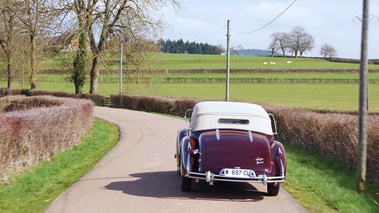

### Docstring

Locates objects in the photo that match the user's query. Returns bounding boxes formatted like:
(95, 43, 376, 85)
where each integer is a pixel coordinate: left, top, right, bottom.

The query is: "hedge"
(0, 96, 94, 183)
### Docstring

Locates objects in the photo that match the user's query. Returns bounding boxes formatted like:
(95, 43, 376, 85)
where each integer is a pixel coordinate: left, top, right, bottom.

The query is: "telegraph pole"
(356, 0, 369, 193)
(119, 41, 123, 94)
(354, 13, 378, 111)
(225, 20, 231, 101)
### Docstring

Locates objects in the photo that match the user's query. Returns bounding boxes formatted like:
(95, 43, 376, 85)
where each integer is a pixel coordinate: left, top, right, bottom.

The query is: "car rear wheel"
(267, 182, 280, 196)
(181, 176, 192, 192)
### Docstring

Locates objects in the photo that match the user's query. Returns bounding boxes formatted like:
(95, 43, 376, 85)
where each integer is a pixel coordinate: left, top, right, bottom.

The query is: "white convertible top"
(189, 101, 273, 135)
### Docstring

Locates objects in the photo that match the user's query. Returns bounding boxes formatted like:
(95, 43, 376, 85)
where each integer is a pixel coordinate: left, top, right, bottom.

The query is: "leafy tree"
(320, 43, 337, 58)
(158, 39, 223, 55)
(70, 31, 87, 94)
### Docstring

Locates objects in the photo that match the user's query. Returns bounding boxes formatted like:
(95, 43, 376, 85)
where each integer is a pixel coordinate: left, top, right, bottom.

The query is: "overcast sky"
(160, 0, 379, 59)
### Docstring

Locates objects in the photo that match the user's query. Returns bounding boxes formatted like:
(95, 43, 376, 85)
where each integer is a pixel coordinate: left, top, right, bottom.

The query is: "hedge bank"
(0, 88, 105, 106)
(0, 96, 94, 183)
(110, 94, 379, 177)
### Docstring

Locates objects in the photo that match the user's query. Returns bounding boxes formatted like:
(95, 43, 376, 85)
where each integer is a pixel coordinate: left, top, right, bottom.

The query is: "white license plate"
(219, 168, 256, 178)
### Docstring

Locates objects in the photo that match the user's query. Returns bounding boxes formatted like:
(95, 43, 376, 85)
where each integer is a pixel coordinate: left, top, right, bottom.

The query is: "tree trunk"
(6, 55, 12, 89)
(7, 63, 12, 89)
(89, 55, 99, 94)
(29, 34, 37, 90)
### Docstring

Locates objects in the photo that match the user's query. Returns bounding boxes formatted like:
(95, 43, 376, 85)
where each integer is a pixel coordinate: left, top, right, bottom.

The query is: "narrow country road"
(45, 107, 307, 213)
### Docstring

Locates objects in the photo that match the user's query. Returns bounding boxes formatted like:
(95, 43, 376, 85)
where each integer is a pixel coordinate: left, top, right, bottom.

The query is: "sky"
(160, 0, 379, 59)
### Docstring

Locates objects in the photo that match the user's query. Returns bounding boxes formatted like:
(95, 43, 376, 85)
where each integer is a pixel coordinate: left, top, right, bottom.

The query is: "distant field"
(2, 53, 379, 112)
(153, 54, 379, 70)
(27, 53, 379, 70)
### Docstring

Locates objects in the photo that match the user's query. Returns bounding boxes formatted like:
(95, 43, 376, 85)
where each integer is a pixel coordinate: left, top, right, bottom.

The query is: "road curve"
(45, 107, 307, 213)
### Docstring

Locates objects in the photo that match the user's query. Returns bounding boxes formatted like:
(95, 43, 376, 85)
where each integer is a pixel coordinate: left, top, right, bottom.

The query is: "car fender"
(180, 136, 191, 176)
(176, 128, 187, 165)
(271, 141, 286, 177)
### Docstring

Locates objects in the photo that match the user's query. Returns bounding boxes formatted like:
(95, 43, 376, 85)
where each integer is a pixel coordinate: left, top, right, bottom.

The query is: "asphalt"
(44, 107, 308, 213)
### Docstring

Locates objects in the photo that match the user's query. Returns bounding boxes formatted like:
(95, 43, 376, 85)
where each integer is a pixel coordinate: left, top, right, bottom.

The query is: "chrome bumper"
(186, 171, 285, 185)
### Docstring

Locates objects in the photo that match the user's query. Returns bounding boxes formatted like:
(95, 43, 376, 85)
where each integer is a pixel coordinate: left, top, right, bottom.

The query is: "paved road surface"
(45, 107, 307, 213)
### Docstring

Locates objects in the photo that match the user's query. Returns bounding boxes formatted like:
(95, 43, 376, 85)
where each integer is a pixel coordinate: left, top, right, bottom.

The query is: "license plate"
(219, 168, 256, 178)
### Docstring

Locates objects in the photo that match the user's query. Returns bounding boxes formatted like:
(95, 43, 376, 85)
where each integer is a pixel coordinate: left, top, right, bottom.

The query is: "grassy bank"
(0, 118, 119, 213)
(283, 142, 379, 212)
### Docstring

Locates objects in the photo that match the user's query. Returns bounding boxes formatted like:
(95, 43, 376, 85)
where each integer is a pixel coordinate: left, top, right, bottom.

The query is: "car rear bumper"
(186, 170, 285, 185)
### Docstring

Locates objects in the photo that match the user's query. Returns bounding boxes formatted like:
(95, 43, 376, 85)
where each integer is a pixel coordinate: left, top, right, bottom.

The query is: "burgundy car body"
(175, 101, 286, 196)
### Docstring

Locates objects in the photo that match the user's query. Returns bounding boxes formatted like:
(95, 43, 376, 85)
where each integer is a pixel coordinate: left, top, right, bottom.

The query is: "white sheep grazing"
(263, 62, 268, 65)
(287, 61, 292, 64)
(270, 62, 276, 65)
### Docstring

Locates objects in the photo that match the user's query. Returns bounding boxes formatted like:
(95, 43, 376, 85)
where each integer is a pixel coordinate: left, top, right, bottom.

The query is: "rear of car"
(176, 101, 286, 196)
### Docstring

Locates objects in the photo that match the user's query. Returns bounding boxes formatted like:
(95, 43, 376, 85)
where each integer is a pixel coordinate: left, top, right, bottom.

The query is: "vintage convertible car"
(175, 101, 286, 196)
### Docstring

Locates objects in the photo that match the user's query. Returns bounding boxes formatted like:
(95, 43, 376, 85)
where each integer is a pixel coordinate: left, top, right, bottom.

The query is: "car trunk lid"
(198, 129, 272, 175)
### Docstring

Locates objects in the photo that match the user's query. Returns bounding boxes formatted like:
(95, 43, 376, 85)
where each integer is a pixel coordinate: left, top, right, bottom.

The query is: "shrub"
(0, 96, 94, 183)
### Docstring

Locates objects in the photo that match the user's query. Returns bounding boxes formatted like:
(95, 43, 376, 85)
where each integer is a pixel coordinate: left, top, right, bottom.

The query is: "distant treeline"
(157, 39, 224, 55)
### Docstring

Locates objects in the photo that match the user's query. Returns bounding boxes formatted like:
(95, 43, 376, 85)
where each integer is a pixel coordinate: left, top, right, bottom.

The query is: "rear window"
(218, 118, 249, 124)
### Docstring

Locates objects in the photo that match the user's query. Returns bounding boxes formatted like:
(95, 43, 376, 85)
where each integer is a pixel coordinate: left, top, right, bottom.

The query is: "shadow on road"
(104, 170, 265, 202)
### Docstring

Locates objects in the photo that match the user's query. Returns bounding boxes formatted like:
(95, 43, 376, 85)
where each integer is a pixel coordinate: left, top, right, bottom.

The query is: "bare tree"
(287, 26, 314, 57)
(0, 0, 20, 89)
(231, 44, 243, 55)
(319, 43, 337, 58)
(268, 32, 288, 57)
(124, 37, 159, 84)
(69, 0, 181, 94)
(17, 0, 56, 90)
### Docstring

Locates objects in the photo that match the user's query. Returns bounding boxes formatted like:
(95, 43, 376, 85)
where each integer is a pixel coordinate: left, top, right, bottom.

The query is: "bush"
(0, 96, 94, 183)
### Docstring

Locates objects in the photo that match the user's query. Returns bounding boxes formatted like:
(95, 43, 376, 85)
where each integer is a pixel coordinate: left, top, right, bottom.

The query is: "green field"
(2, 54, 379, 112)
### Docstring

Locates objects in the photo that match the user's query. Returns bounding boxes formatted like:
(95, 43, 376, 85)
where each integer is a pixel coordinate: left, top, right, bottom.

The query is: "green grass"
(0, 118, 119, 213)
(283, 142, 379, 212)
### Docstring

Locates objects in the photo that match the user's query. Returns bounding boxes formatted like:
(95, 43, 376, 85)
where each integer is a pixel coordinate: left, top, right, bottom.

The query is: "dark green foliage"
(71, 32, 87, 94)
(158, 39, 224, 55)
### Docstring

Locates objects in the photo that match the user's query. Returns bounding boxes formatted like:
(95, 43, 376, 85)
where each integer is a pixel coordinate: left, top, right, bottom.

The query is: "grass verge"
(0, 118, 119, 213)
(283, 142, 379, 212)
